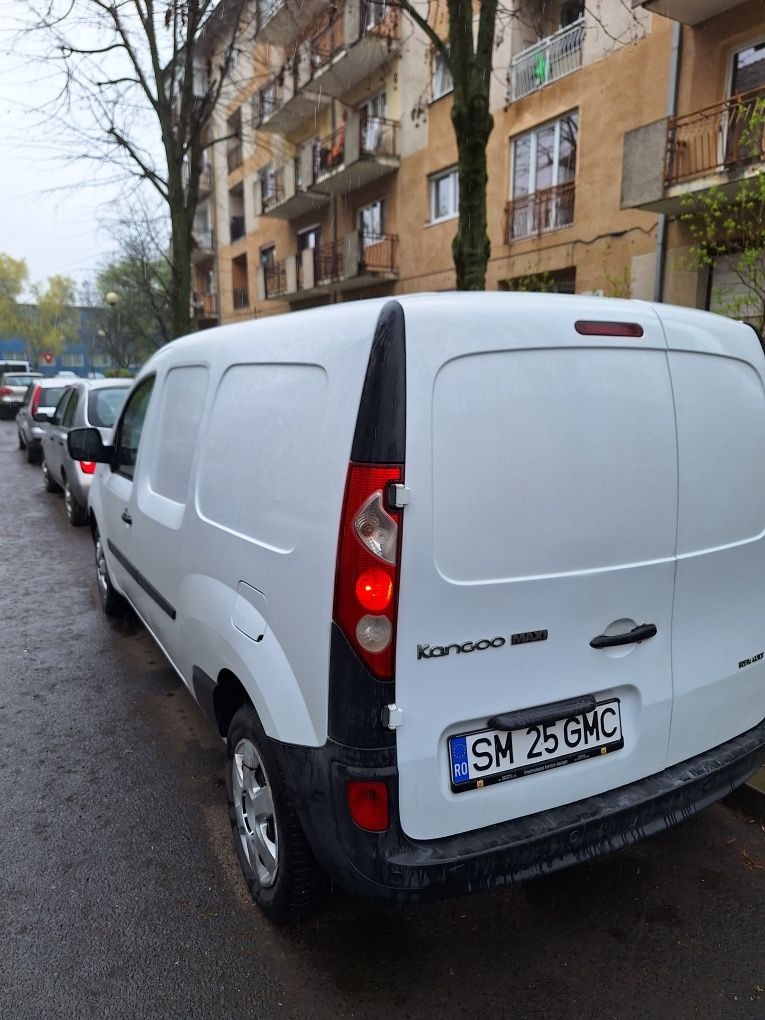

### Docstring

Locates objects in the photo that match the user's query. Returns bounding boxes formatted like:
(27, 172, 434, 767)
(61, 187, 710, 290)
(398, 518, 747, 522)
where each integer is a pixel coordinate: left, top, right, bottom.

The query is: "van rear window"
(431, 349, 678, 581)
(197, 363, 327, 551)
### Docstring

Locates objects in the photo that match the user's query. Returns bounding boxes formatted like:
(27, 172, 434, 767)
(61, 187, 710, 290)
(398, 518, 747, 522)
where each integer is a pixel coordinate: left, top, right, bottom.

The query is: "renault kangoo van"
(69, 294, 765, 922)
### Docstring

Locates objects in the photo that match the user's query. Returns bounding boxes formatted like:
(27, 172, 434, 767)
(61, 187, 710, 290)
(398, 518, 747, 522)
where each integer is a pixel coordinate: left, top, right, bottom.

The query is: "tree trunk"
(452, 105, 493, 290)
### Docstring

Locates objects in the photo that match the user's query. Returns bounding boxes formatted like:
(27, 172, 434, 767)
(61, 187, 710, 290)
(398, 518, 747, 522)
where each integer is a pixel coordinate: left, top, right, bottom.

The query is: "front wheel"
(64, 479, 87, 526)
(226, 705, 327, 924)
(94, 526, 126, 616)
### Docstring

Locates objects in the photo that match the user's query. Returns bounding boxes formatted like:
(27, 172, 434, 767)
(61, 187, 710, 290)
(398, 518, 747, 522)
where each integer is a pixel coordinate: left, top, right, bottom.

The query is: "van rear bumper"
(276, 717, 765, 903)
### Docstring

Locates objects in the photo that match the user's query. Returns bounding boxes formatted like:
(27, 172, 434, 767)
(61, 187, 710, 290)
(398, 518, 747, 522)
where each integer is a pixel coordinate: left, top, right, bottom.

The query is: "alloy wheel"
(232, 738, 279, 887)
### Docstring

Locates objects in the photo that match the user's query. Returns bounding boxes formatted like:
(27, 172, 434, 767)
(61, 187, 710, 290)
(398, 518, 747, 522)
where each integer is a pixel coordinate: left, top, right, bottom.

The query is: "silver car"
(16, 378, 75, 463)
(0, 372, 42, 419)
(42, 379, 132, 525)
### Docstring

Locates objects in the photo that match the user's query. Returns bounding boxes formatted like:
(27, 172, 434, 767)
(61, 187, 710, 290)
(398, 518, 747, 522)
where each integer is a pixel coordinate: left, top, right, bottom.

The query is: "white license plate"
(448, 698, 623, 793)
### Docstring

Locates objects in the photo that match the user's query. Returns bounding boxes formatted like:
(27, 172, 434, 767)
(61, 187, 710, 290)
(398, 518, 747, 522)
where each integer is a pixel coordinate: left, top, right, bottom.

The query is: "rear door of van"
(660, 307, 765, 765)
(395, 297, 678, 842)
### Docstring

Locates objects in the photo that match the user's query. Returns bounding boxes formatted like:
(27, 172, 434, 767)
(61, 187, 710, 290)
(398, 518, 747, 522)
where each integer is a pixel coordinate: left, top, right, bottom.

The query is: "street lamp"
(104, 291, 120, 374)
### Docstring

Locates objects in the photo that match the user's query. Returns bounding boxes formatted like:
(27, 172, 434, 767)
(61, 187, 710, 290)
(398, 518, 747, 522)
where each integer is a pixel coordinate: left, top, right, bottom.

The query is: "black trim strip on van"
(107, 539, 177, 620)
(350, 300, 406, 464)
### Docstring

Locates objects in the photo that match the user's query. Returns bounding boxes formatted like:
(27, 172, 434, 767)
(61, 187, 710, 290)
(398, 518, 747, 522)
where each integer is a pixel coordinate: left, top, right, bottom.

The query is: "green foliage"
(502, 264, 557, 292)
(678, 98, 765, 334)
(0, 254, 78, 365)
(94, 255, 172, 369)
(0, 254, 29, 338)
(599, 241, 632, 299)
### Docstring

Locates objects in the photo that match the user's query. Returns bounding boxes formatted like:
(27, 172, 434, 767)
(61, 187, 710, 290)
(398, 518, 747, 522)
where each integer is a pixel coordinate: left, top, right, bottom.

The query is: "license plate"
(448, 698, 623, 793)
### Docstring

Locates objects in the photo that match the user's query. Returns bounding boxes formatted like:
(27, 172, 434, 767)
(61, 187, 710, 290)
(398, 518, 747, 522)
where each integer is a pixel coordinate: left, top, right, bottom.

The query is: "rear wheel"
(42, 460, 61, 493)
(94, 526, 126, 616)
(64, 479, 87, 526)
(17, 431, 24, 450)
(226, 705, 327, 924)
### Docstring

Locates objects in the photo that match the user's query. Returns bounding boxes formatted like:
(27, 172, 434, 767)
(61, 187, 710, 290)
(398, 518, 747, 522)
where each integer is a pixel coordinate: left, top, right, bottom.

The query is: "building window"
(430, 167, 459, 223)
(61, 353, 85, 368)
(510, 111, 578, 240)
(500, 267, 576, 293)
(92, 354, 112, 368)
(431, 49, 453, 101)
(359, 199, 385, 244)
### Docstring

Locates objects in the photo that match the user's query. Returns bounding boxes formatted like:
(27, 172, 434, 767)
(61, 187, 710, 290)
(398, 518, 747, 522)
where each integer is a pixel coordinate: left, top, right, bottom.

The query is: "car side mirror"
(34, 411, 53, 423)
(68, 427, 113, 464)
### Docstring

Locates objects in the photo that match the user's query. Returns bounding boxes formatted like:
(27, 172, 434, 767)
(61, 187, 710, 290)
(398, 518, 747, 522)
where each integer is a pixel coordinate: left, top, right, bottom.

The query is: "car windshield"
(88, 387, 129, 428)
(4, 375, 35, 385)
(40, 386, 68, 407)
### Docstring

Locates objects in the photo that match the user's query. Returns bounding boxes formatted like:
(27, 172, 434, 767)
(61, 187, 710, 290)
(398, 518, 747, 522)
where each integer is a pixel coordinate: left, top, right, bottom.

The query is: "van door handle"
(590, 623, 657, 649)
(121, 510, 132, 526)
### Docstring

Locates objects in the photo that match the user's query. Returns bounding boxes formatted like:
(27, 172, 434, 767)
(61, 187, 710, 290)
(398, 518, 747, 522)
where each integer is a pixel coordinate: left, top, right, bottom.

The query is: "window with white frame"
(92, 353, 112, 368)
(431, 48, 453, 101)
(510, 111, 578, 240)
(430, 167, 459, 223)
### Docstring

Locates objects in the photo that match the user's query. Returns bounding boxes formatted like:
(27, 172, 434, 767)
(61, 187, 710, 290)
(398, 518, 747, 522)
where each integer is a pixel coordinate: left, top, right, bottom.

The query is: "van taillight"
(79, 461, 97, 474)
(334, 463, 403, 680)
(30, 386, 41, 416)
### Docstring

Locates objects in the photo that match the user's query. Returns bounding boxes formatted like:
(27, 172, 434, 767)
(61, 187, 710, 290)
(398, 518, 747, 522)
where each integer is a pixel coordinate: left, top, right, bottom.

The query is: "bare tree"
(24, 0, 259, 338)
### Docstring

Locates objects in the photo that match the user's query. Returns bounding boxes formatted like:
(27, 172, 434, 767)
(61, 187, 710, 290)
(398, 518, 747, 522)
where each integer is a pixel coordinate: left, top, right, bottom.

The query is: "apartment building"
(190, 0, 762, 327)
(622, 0, 765, 313)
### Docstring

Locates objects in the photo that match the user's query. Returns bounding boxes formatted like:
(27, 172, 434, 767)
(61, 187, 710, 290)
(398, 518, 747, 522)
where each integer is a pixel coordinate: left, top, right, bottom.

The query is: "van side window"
(149, 366, 209, 504)
(53, 389, 74, 426)
(114, 377, 156, 481)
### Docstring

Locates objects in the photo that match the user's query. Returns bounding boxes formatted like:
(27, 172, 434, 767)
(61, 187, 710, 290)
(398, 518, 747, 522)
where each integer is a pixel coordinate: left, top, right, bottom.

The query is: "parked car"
(16, 378, 74, 462)
(70, 294, 765, 924)
(0, 371, 42, 419)
(42, 379, 131, 525)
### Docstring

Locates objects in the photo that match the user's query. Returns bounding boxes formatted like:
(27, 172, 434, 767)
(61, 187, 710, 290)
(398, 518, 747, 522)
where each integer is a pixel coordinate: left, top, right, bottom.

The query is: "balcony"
(257, 0, 328, 46)
(192, 292, 219, 321)
(254, 154, 329, 220)
(311, 114, 400, 195)
(183, 161, 213, 195)
(631, 0, 749, 25)
(191, 227, 214, 263)
(621, 87, 765, 214)
(256, 231, 397, 302)
(506, 182, 576, 242)
(255, 1, 399, 135)
(509, 19, 584, 101)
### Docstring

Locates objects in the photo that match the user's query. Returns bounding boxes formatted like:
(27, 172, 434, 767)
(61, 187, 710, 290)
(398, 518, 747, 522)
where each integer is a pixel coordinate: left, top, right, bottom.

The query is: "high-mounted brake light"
(79, 461, 97, 475)
(334, 463, 403, 679)
(575, 320, 644, 337)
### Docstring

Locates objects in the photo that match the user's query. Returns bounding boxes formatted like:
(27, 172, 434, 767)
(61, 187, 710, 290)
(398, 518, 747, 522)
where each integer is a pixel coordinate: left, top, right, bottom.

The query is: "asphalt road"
(1, 419, 763, 1020)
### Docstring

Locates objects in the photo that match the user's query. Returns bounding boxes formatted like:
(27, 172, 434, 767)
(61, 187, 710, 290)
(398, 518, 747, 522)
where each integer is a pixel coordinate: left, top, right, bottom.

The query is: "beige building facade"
(189, 0, 764, 328)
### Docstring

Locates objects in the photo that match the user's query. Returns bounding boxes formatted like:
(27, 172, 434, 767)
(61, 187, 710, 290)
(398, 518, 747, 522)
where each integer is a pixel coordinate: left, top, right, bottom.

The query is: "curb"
(725, 778, 765, 822)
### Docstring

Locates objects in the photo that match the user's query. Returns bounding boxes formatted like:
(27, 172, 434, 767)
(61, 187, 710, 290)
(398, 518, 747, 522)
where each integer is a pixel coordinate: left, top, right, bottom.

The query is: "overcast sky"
(0, 0, 152, 299)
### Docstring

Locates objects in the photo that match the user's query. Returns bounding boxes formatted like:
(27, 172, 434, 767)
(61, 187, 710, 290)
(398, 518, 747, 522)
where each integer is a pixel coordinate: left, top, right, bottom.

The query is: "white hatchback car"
(69, 294, 765, 923)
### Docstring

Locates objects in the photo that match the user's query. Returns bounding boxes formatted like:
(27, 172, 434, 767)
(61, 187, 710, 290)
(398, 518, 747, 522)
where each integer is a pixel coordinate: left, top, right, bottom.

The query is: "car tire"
(64, 479, 87, 526)
(226, 704, 327, 924)
(94, 525, 126, 616)
(25, 442, 38, 464)
(18, 431, 25, 449)
(42, 460, 61, 493)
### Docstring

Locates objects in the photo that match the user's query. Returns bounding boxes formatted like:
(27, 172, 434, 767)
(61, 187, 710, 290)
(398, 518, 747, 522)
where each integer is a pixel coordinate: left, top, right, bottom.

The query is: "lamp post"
(105, 291, 119, 373)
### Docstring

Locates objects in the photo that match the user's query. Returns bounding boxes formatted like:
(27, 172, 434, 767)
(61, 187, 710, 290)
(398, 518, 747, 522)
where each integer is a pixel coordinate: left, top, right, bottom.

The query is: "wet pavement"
(0, 419, 763, 1019)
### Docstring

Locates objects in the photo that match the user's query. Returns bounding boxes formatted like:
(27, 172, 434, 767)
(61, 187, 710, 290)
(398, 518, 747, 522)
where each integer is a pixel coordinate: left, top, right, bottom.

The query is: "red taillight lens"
(0, 386, 12, 397)
(355, 568, 393, 611)
(79, 461, 97, 475)
(334, 463, 402, 679)
(346, 780, 389, 831)
(30, 386, 41, 417)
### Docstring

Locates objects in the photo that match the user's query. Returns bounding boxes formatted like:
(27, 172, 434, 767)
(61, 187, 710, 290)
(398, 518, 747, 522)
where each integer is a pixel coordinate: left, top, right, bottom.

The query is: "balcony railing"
(510, 18, 584, 101)
(665, 86, 765, 186)
(359, 232, 396, 271)
(192, 227, 214, 251)
(314, 240, 344, 285)
(233, 287, 249, 309)
(193, 292, 219, 318)
(310, 12, 347, 72)
(257, 78, 283, 123)
(227, 142, 243, 173)
(264, 260, 288, 298)
(313, 126, 346, 177)
(309, 1, 398, 75)
(507, 181, 576, 241)
(262, 166, 286, 211)
(230, 215, 246, 242)
(360, 115, 399, 157)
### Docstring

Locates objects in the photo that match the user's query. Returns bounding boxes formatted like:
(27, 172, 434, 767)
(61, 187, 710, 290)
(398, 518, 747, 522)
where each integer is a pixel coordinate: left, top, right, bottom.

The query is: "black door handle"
(590, 623, 657, 649)
(121, 509, 132, 526)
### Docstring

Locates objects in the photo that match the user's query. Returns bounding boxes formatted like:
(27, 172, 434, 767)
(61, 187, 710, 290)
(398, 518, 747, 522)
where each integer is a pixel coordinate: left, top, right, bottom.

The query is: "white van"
(70, 294, 765, 922)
